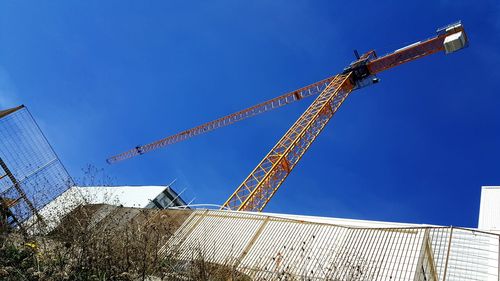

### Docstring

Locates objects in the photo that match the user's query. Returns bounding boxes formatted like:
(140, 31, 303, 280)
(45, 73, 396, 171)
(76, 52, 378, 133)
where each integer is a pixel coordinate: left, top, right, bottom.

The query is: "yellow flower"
(25, 241, 37, 250)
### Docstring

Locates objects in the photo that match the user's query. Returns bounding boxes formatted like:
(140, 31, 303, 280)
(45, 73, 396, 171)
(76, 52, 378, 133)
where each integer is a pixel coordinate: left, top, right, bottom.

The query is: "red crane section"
(368, 23, 467, 74)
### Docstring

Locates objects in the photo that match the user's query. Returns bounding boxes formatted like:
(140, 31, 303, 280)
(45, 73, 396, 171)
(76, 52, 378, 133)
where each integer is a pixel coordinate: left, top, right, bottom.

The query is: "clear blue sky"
(1, 1, 499, 227)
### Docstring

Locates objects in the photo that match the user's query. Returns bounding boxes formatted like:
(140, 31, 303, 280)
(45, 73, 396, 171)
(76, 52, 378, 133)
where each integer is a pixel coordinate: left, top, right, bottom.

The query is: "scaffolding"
(0, 105, 74, 231)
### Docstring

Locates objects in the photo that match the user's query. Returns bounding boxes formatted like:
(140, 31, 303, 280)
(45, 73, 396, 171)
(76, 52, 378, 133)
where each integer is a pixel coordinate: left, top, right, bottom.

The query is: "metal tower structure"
(107, 22, 468, 212)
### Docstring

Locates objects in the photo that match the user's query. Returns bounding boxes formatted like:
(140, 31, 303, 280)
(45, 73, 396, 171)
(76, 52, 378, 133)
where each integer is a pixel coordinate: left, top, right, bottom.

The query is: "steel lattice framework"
(106, 22, 468, 213)
(0, 105, 74, 230)
(222, 73, 353, 211)
(106, 76, 337, 164)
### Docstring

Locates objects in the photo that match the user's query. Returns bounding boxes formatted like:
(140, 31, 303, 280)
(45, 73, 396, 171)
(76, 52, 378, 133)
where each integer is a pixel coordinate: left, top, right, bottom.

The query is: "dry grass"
(1, 204, 251, 281)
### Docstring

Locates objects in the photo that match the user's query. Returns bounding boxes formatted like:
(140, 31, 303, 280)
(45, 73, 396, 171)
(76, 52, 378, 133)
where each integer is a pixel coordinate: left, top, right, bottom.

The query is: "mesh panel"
(0, 105, 74, 225)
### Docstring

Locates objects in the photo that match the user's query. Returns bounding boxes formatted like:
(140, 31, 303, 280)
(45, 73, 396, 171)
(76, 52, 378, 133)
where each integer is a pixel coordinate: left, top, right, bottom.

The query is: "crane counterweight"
(444, 31, 468, 54)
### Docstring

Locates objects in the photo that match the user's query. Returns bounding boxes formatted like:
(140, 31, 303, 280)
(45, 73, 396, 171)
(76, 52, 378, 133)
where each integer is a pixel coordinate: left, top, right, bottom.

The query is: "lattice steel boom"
(106, 76, 336, 164)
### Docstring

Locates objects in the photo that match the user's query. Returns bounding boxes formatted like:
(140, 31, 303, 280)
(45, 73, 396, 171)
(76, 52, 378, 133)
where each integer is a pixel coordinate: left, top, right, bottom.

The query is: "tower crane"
(107, 22, 468, 212)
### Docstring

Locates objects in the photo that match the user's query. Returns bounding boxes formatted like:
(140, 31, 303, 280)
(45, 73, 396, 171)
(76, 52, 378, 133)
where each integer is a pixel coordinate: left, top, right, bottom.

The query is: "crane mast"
(222, 73, 354, 211)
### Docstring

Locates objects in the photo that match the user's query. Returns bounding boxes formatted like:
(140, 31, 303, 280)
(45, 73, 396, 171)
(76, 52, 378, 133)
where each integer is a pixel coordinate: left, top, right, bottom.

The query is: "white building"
(24, 184, 188, 233)
(478, 186, 500, 234)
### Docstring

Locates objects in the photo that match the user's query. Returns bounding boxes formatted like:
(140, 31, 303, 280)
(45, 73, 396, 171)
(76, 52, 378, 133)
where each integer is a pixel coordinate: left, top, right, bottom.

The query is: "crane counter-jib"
(344, 22, 468, 88)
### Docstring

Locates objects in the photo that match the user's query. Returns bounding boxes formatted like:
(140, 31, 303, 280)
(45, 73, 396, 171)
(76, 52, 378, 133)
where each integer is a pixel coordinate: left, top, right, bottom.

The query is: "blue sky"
(1, 1, 499, 227)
